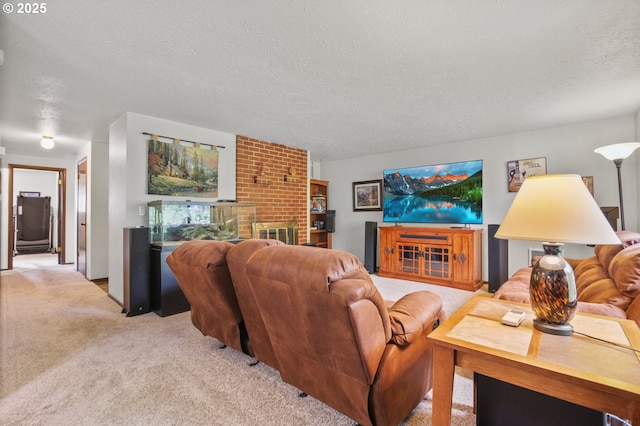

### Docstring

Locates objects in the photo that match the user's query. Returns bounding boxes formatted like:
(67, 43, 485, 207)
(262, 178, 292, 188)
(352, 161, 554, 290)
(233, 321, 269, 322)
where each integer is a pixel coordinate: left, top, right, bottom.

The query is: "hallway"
(11, 252, 58, 270)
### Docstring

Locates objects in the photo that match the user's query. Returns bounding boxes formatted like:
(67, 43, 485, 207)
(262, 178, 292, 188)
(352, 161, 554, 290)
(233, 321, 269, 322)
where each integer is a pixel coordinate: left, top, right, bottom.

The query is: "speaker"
(123, 227, 151, 316)
(488, 224, 509, 293)
(326, 210, 336, 233)
(364, 221, 377, 273)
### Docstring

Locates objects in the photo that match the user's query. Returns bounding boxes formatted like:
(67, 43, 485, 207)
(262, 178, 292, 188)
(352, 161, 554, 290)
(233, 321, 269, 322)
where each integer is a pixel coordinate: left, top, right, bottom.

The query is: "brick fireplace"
(252, 221, 299, 245)
(236, 136, 309, 244)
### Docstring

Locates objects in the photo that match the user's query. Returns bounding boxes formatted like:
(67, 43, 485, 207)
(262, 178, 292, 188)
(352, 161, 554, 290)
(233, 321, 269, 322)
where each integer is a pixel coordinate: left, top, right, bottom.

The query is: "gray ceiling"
(1, 1, 639, 161)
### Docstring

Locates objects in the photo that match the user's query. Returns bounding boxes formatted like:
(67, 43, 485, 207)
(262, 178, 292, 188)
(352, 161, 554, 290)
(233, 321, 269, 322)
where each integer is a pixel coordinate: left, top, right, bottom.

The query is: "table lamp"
(495, 174, 620, 336)
(594, 142, 640, 230)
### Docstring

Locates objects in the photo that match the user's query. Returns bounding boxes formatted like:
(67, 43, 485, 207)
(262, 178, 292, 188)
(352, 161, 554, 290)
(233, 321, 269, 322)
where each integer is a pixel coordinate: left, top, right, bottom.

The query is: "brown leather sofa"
(494, 231, 640, 326)
(243, 244, 446, 426)
(168, 239, 446, 426)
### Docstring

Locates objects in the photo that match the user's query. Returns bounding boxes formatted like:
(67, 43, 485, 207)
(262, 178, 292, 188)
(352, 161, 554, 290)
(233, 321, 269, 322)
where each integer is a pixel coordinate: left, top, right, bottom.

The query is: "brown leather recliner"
(227, 238, 286, 369)
(243, 244, 446, 426)
(166, 240, 250, 355)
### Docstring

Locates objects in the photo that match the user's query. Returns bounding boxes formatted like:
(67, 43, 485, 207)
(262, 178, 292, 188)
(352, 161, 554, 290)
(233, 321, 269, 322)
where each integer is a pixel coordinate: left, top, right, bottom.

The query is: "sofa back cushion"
(594, 244, 624, 273)
(575, 253, 633, 311)
(577, 277, 633, 310)
(574, 257, 608, 294)
(609, 243, 640, 298)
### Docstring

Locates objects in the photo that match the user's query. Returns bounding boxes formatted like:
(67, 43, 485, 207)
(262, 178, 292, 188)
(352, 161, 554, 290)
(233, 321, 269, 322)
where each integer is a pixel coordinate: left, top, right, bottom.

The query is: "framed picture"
(352, 180, 382, 211)
(582, 176, 594, 196)
(310, 196, 326, 212)
(507, 157, 547, 192)
(529, 248, 545, 266)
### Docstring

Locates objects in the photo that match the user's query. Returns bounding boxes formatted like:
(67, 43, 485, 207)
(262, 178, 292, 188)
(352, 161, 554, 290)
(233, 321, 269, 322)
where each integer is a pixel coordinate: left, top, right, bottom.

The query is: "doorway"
(7, 164, 66, 270)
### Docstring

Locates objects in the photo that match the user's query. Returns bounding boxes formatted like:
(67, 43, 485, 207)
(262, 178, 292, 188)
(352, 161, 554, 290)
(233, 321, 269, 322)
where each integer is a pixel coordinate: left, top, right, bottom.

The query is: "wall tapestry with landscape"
(147, 137, 219, 197)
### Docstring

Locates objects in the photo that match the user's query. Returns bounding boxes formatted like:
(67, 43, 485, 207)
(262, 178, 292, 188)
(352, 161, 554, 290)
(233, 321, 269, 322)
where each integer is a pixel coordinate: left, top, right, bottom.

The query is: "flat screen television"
(383, 159, 483, 224)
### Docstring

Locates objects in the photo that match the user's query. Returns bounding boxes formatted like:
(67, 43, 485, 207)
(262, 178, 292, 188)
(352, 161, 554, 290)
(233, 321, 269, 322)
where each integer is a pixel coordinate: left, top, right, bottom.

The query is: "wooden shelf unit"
(309, 179, 331, 249)
(378, 226, 482, 291)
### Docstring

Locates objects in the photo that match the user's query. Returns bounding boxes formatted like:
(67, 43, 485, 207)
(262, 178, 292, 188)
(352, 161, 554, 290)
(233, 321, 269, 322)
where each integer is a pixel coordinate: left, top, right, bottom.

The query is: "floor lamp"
(594, 142, 640, 231)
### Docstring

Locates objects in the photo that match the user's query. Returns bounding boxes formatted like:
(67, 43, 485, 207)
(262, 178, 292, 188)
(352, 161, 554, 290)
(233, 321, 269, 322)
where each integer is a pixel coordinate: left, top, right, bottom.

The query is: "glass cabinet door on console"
(398, 243, 421, 275)
(423, 245, 451, 278)
(397, 243, 451, 279)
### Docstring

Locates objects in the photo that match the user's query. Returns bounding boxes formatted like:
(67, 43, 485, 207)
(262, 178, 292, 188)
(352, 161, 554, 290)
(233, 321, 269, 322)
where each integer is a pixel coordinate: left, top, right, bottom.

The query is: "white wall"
(0, 154, 77, 269)
(108, 112, 237, 304)
(636, 109, 640, 225)
(322, 115, 639, 279)
(77, 142, 110, 280)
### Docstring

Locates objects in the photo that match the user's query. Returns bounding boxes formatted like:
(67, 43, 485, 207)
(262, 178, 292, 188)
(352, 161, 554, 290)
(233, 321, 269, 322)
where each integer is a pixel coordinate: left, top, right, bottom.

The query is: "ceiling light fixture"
(40, 136, 55, 149)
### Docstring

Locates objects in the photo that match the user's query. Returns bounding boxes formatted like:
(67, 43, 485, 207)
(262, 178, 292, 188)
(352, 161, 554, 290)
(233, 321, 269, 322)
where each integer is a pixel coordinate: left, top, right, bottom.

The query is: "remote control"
(501, 309, 525, 327)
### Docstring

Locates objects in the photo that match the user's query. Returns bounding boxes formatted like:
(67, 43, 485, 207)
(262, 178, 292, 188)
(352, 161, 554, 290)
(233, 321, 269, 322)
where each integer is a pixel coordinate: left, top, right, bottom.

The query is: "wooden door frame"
(7, 164, 66, 270)
(77, 157, 87, 276)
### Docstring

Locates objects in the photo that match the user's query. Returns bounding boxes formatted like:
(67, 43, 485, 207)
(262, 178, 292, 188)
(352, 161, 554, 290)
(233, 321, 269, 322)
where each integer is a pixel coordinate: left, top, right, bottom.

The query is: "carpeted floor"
(0, 262, 478, 425)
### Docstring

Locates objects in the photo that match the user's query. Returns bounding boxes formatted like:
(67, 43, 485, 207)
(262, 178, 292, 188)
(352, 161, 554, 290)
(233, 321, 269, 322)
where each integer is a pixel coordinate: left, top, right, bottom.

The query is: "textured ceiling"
(1, 1, 640, 161)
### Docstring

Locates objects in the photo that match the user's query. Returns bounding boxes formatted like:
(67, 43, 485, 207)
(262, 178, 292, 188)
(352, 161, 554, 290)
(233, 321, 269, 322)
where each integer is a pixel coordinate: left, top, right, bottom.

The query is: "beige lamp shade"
(495, 174, 620, 245)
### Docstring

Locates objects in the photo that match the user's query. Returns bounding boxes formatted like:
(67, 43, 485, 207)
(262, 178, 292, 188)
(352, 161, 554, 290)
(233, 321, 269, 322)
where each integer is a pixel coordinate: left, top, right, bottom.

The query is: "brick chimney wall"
(236, 135, 308, 244)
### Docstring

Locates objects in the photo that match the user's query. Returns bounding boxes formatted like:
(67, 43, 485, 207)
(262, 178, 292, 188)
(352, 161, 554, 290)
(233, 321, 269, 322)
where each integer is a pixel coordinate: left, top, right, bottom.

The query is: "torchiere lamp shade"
(594, 142, 640, 161)
(495, 174, 620, 335)
(594, 142, 640, 231)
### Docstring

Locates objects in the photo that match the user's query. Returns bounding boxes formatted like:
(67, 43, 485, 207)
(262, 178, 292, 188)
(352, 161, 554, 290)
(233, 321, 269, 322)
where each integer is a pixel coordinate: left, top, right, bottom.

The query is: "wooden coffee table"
(428, 296, 640, 426)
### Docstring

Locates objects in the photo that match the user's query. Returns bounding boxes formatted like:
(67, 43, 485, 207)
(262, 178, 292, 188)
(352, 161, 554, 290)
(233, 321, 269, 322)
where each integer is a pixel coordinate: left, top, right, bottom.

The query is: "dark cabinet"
(150, 245, 190, 317)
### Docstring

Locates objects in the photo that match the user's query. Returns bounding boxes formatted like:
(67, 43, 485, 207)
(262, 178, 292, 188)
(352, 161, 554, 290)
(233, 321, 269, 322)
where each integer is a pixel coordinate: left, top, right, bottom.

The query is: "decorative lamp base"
(529, 242, 577, 336)
(533, 318, 574, 336)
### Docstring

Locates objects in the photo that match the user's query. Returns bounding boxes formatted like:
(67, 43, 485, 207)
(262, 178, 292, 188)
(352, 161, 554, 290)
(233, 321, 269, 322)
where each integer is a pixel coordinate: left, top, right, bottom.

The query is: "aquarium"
(148, 200, 257, 248)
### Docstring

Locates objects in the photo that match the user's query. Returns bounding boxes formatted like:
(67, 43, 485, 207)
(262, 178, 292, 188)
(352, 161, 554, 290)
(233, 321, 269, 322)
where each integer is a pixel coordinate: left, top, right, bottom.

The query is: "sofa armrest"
(372, 292, 445, 425)
(387, 291, 444, 346)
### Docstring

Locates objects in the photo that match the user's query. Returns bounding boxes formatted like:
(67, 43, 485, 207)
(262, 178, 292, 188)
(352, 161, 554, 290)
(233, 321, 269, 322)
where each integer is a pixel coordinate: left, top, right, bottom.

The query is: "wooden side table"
(428, 296, 640, 426)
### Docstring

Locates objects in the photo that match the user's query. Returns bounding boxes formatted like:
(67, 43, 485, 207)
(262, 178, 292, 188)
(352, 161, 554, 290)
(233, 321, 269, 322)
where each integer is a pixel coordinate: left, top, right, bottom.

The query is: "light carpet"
(0, 263, 478, 425)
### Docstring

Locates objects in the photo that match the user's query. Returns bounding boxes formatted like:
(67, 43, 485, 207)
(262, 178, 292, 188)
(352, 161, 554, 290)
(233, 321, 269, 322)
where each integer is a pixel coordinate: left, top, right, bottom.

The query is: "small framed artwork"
(582, 176, 594, 196)
(528, 248, 545, 266)
(19, 191, 41, 197)
(352, 180, 382, 211)
(507, 157, 547, 192)
(310, 196, 326, 212)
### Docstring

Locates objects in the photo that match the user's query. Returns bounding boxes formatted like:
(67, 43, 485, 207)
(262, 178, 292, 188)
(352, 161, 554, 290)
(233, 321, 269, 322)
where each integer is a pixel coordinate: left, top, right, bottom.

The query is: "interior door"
(77, 158, 87, 276)
(57, 170, 66, 266)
